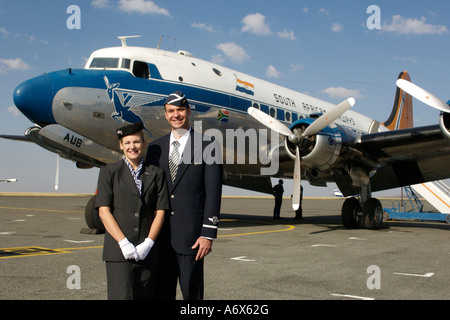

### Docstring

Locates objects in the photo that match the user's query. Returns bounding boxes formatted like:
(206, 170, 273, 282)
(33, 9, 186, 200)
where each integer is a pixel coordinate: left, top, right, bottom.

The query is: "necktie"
(169, 141, 180, 182)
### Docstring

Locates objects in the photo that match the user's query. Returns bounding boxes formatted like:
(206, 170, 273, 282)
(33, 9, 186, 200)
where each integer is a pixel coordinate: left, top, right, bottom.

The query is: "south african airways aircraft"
(4, 36, 450, 231)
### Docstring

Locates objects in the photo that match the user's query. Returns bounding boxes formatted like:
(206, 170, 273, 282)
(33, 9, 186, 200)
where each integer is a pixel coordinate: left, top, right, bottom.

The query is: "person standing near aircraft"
(96, 122, 170, 300)
(272, 179, 284, 219)
(147, 91, 223, 300)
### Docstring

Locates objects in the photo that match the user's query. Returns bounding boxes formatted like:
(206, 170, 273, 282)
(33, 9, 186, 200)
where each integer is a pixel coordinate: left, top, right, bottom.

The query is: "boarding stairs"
(383, 180, 450, 224)
(411, 180, 450, 213)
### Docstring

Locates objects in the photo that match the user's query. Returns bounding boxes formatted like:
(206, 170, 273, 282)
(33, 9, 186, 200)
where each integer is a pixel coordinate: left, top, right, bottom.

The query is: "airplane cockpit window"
(121, 58, 131, 70)
(89, 58, 119, 69)
(133, 61, 150, 79)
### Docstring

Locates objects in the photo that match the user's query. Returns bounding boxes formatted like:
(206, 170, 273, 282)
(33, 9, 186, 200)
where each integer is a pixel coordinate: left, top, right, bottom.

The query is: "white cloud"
(266, 65, 281, 79)
(191, 22, 217, 33)
(118, 0, 171, 16)
(290, 64, 304, 72)
(382, 15, 448, 35)
(241, 13, 271, 35)
(7, 105, 20, 117)
(331, 23, 343, 33)
(321, 87, 364, 99)
(0, 58, 31, 73)
(0, 27, 10, 35)
(276, 29, 296, 41)
(91, 0, 111, 8)
(216, 42, 250, 63)
(318, 8, 329, 15)
(393, 56, 418, 63)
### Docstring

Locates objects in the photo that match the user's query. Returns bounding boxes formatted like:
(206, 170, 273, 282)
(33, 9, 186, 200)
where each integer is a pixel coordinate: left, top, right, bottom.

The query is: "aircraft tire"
(84, 195, 105, 233)
(363, 198, 383, 229)
(341, 197, 362, 229)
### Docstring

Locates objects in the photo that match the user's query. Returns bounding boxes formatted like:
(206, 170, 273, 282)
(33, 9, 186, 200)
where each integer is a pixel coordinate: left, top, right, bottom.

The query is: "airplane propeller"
(248, 97, 355, 210)
(396, 79, 450, 113)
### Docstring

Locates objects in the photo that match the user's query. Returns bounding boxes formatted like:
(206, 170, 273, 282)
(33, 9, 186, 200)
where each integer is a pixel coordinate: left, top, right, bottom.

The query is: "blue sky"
(1, 0, 450, 196)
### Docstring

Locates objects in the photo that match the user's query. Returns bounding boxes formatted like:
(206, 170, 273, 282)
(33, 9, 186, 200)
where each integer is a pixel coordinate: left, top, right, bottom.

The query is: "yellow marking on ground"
(0, 219, 294, 259)
(218, 218, 295, 238)
(0, 206, 83, 214)
(0, 246, 73, 259)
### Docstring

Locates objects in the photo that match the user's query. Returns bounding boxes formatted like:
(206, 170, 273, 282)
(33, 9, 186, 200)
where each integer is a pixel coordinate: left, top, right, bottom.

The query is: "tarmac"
(0, 194, 449, 303)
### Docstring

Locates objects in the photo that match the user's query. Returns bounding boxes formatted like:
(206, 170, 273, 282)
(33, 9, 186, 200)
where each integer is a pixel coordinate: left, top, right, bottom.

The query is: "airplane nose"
(13, 74, 55, 125)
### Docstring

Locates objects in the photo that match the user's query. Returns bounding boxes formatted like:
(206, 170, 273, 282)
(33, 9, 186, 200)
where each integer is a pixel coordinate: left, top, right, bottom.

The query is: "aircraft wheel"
(341, 197, 362, 229)
(84, 195, 105, 233)
(363, 198, 383, 229)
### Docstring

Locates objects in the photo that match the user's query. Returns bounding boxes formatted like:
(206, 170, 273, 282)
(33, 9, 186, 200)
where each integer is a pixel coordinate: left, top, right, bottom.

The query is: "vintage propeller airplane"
(3, 36, 450, 231)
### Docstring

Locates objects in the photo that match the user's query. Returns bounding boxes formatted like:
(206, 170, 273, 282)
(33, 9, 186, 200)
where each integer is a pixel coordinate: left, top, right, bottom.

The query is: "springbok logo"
(104, 76, 164, 137)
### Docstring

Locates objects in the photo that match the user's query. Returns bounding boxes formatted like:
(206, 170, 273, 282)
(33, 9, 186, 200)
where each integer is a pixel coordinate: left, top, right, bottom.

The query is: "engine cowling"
(439, 111, 450, 141)
(25, 124, 121, 168)
(284, 119, 343, 174)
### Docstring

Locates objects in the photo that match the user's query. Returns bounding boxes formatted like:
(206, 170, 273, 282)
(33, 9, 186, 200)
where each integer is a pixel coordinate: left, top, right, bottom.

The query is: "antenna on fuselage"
(156, 34, 177, 51)
(117, 35, 141, 47)
(157, 34, 164, 50)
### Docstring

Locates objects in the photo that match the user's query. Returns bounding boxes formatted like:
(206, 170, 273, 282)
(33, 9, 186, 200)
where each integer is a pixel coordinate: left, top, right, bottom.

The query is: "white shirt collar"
(169, 127, 191, 159)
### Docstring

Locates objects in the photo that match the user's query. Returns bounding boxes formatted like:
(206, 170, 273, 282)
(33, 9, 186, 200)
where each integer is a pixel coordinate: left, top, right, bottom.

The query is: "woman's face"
(119, 133, 145, 163)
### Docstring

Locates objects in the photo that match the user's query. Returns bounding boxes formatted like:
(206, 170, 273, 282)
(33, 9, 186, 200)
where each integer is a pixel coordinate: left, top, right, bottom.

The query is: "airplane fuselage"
(13, 44, 385, 190)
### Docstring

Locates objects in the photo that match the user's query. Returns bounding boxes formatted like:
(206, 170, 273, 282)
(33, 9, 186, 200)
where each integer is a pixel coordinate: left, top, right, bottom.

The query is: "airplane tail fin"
(382, 71, 413, 130)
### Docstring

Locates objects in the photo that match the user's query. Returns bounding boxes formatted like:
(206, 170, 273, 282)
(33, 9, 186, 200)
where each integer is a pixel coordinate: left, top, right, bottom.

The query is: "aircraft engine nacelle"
(439, 111, 450, 141)
(25, 124, 122, 168)
(284, 119, 343, 174)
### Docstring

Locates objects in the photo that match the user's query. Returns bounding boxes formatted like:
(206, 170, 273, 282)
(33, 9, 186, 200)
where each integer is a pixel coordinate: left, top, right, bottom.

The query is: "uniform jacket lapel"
(119, 160, 141, 197)
(172, 130, 201, 191)
(141, 164, 157, 197)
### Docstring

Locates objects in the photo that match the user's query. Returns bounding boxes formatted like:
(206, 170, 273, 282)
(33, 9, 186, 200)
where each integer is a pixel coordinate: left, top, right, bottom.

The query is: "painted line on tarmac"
(0, 245, 102, 259)
(393, 272, 434, 278)
(0, 246, 73, 259)
(0, 205, 83, 214)
(218, 219, 295, 238)
(331, 293, 374, 300)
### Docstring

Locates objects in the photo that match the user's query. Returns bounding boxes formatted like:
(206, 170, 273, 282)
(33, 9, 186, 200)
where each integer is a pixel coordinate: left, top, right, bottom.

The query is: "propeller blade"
(292, 146, 301, 211)
(302, 98, 355, 137)
(396, 79, 450, 113)
(247, 107, 293, 137)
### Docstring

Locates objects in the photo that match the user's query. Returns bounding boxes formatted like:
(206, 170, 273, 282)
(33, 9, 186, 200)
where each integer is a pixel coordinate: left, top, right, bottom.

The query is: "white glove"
(118, 238, 139, 261)
(136, 238, 154, 261)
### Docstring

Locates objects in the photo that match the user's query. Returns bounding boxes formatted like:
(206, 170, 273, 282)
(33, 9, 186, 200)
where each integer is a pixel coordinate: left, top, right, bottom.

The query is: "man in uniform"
(147, 91, 223, 300)
(272, 179, 284, 219)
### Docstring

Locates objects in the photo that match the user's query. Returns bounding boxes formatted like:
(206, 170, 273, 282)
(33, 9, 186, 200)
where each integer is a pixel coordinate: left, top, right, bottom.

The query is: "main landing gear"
(80, 195, 105, 234)
(341, 196, 384, 230)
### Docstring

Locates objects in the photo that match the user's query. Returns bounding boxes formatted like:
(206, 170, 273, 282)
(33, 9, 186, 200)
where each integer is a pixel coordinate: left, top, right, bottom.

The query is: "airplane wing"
(0, 134, 31, 142)
(223, 174, 273, 194)
(338, 124, 450, 196)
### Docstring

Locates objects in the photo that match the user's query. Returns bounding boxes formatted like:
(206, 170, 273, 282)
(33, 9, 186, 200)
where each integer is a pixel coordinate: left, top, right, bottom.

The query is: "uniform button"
(134, 227, 138, 232)
(171, 211, 175, 216)
(134, 212, 139, 217)
(171, 195, 175, 199)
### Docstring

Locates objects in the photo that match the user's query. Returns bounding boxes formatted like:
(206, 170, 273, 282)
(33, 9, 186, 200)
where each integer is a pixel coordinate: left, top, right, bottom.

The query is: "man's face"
(164, 104, 191, 131)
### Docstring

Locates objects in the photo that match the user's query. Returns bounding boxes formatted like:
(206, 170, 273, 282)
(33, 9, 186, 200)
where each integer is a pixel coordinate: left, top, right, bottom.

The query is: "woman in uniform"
(95, 122, 170, 300)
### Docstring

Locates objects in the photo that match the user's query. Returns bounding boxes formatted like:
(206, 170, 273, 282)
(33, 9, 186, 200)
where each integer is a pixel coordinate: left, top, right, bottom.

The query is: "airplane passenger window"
(269, 108, 276, 118)
(89, 58, 119, 69)
(285, 111, 291, 122)
(133, 61, 150, 79)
